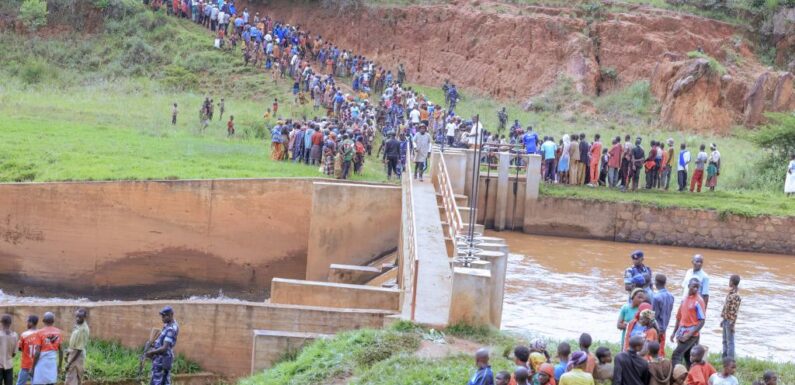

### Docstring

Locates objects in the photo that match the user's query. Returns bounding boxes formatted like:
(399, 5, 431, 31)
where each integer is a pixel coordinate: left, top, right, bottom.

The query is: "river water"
(492, 231, 794, 361)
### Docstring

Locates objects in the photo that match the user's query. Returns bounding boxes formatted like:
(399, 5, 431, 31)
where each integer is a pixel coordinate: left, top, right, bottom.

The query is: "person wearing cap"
(146, 307, 179, 385)
(681, 255, 709, 309)
(64, 309, 89, 385)
(32, 312, 62, 385)
(623, 251, 652, 295)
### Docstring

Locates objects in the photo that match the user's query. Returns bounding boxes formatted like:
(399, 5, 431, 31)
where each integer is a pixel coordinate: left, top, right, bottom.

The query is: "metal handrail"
(401, 147, 421, 321)
(437, 153, 464, 242)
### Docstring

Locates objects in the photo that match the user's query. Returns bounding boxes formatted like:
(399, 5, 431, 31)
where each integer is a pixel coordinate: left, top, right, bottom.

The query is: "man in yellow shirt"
(65, 309, 89, 385)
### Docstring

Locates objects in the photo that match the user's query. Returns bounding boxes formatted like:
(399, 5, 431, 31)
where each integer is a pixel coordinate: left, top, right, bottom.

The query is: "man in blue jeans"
(540, 136, 558, 182)
(721, 275, 742, 359)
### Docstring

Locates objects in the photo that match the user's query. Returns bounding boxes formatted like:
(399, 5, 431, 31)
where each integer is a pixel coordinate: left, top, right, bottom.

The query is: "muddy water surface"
(491, 231, 794, 361)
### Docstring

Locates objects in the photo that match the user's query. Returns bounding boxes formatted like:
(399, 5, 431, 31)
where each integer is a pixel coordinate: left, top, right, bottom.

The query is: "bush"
(18, 0, 48, 31)
(19, 58, 50, 84)
(687, 50, 727, 76)
(162, 65, 199, 90)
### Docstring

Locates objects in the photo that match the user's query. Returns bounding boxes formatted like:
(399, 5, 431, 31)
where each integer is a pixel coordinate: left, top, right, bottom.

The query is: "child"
(647, 341, 673, 385)
(686, 345, 716, 385)
(513, 367, 530, 385)
(1, 314, 18, 385)
(496, 371, 511, 385)
(763, 371, 778, 385)
(263, 108, 272, 121)
(579, 333, 597, 376)
(553, 342, 570, 382)
(227, 116, 234, 137)
(708, 357, 738, 385)
(594, 347, 613, 385)
(171, 102, 178, 125)
(272, 98, 279, 115)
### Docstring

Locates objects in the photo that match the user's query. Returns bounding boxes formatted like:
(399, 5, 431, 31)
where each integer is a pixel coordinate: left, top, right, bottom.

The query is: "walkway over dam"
(0, 148, 541, 378)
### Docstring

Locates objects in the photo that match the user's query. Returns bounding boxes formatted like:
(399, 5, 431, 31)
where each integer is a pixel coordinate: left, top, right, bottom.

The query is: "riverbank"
(240, 322, 795, 385)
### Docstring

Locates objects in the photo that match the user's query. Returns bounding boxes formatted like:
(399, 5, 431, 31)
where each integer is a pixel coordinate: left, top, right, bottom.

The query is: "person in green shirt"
(618, 289, 646, 349)
(65, 309, 89, 385)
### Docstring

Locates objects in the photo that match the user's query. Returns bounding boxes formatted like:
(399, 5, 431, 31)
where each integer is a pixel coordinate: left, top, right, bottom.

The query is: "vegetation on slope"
(0, 1, 387, 183)
(241, 322, 795, 385)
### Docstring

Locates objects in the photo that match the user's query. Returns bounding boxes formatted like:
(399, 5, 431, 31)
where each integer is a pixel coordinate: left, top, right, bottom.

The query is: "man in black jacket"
(383, 133, 402, 180)
(613, 336, 650, 385)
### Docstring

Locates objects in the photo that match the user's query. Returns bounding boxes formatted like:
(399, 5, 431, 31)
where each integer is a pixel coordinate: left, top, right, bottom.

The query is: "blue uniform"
(151, 321, 179, 385)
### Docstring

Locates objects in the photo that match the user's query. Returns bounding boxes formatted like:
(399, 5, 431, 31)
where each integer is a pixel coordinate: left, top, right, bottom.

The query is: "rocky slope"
(247, 0, 794, 132)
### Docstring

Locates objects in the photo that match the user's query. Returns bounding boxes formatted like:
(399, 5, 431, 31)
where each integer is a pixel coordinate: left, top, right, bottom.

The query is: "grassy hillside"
(0, 1, 387, 183)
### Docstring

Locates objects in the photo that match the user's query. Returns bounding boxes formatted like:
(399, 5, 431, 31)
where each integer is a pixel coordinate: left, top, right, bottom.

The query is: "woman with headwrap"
(559, 351, 594, 385)
(528, 352, 547, 384)
(537, 363, 557, 385)
(617, 288, 646, 349)
(558, 134, 571, 184)
(623, 303, 659, 354)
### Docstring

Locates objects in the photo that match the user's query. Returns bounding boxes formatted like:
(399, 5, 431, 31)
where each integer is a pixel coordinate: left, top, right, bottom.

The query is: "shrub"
(687, 50, 727, 76)
(19, 58, 50, 84)
(18, 0, 48, 31)
(162, 65, 199, 90)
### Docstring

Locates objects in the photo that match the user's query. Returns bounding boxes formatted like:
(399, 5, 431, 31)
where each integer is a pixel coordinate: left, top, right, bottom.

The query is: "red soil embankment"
(245, 0, 794, 132)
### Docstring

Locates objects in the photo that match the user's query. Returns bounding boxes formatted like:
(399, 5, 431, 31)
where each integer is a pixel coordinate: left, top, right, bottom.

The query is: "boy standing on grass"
(685, 345, 715, 385)
(708, 357, 738, 385)
(720, 275, 741, 359)
(16, 315, 38, 385)
(172, 103, 178, 125)
(227, 116, 234, 137)
(553, 342, 570, 382)
(468, 348, 494, 385)
(1, 314, 18, 385)
(218, 98, 225, 121)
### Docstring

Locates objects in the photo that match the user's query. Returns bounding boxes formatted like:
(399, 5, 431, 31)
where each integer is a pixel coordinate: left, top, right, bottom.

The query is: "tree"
(750, 113, 795, 160)
(19, 0, 48, 32)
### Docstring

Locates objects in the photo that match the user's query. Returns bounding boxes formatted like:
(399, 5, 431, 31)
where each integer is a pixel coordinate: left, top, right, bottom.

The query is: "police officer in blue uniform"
(146, 306, 179, 385)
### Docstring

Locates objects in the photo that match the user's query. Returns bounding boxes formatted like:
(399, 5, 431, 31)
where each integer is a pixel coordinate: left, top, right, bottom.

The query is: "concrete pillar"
(443, 151, 468, 195)
(464, 149, 475, 199)
(430, 150, 440, 188)
(451, 259, 491, 270)
(456, 249, 508, 329)
(523, 154, 542, 231)
(449, 267, 491, 326)
(494, 152, 511, 231)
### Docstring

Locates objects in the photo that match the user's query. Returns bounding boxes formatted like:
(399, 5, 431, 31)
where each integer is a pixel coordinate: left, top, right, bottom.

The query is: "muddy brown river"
(492, 231, 794, 361)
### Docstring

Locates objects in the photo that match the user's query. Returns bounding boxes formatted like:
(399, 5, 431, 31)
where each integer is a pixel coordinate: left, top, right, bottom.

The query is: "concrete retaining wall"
(251, 330, 330, 374)
(0, 179, 400, 300)
(270, 278, 400, 312)
(523, 197, 795, 255)
(0, 300, 390, 378)
(306, 182, 401, 281)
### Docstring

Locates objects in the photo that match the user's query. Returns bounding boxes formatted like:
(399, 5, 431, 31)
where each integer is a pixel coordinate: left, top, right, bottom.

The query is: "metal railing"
(436, 152, 464, 243)
(401, 148, 421, 321)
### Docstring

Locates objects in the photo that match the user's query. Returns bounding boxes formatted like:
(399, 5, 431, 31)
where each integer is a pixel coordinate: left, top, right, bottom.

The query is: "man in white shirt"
(409, 108, 421, 127)
(676, 142, 691, 192)
(445, 119, 457, 147)
(682, 254, 710, 309)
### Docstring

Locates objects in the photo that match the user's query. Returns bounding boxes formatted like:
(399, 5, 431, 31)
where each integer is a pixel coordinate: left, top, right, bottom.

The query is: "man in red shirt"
(16, 315, 39, 385)
(608, 137, 622, 188)
(32, 313, 62, 385)
(671, 278, 706, 368)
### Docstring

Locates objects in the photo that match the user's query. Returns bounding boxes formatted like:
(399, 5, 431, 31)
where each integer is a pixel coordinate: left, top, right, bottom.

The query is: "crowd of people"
(0, 307, 177, 385)
(465, 252, 784, 385)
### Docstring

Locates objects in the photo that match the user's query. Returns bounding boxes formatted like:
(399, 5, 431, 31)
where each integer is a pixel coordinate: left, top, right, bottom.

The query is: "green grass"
(0, 2, 388, 184)
(11, 338, 201, 381)
(241, 322, 794, 385)
(0, 80, 387, 183)
(687, 51, 728, 76)
(540, 184, 795, 217)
